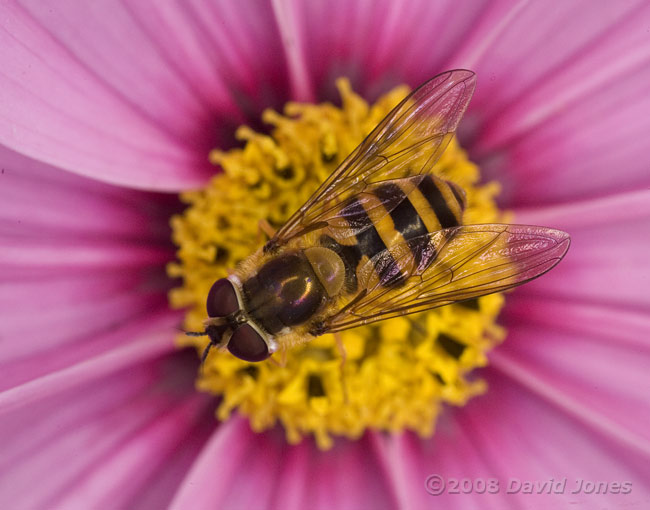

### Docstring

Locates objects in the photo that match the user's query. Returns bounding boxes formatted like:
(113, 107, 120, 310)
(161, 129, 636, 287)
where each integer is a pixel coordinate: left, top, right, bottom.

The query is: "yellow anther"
(169, 79, 506, 449)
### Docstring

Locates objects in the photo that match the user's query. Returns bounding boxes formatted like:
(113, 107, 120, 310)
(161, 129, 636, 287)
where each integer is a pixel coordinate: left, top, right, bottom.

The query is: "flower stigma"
(168, 79, 507, 450)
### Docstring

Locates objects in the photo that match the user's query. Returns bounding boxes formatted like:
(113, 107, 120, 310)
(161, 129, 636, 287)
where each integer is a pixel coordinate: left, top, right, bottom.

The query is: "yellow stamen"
(168, 79, 507, 450)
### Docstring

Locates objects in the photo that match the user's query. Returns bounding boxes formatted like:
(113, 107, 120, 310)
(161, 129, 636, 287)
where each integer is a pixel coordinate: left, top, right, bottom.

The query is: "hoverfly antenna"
(183, 330, 217, 372)
(185, 330, 208, 337)
(200, 341, 215, 368)
(188, 322, 232, 370)
(183, 330, 214, 373)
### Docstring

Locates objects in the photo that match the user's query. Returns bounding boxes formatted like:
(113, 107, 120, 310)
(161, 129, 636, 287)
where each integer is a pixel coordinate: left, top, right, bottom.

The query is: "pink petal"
(169, 417, 263, 510)
(284, 0, 489, 98)
(372, 370, 650, 509)
(269, 439, 311, 510)
(511, 190, 650, 308)
(0, 146, 174, 274)
(0, 145, 175, 241)
(452, 0, 650, 205)
(171, 418, 397, 510)
(53, 395, 211, 510)
(491, 329, 650, 457)
(0, 147, 177, 383)
(0, 348, 211, 509)
(271, 0, 314, 102)
(0, 295, 179, 387)
(0, 1, 289, 191)
(501, 292, 650, 458)
(295, 435, 396, 510)
(0, 147, 208, 506)
(262, 0, 650, 208)
(0, 148, 176, 358)
(504, 296, 650, 352)
(0, 238, 170, 273)
(0, 311, 180, 415)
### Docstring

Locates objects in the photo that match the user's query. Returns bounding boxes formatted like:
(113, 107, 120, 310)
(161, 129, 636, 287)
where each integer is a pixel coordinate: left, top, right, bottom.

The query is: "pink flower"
(1, 1, 649, 509)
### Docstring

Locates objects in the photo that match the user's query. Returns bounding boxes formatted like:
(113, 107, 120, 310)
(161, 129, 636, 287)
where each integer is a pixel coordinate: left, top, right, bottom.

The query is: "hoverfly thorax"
(240, 247, 348, 330)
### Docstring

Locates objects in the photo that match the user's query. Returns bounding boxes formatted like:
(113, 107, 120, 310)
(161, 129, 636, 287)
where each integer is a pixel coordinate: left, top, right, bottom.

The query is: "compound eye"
(227, 324, 270, 362)
(206, 279, 239, 317)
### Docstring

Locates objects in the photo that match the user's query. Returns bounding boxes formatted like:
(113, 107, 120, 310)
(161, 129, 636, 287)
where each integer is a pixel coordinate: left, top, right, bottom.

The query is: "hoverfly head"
(187, 277, 274, 364)
(185, 277, 246, 366)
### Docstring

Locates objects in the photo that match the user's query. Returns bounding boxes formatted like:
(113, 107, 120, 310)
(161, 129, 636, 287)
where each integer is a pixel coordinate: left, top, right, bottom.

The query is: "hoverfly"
(188, 69, 570, 362)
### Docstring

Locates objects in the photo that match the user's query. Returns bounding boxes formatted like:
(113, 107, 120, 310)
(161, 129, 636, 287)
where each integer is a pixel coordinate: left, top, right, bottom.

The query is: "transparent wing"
(268, 69, 476, 248)
(320, 224, 570, 333)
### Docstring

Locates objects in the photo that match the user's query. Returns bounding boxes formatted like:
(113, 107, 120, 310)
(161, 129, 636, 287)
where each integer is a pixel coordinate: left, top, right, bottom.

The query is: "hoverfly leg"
(269, 347, 288, 368)
(334, 332, 349, 405)
(258, 218, 277, 239)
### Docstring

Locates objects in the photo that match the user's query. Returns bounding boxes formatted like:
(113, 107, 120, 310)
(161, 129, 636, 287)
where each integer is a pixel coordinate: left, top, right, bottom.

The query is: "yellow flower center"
(168, 79, 508, 449)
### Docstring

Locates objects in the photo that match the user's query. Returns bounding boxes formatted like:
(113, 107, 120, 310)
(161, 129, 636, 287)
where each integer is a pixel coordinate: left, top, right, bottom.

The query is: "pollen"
(168, 79, 507, 450)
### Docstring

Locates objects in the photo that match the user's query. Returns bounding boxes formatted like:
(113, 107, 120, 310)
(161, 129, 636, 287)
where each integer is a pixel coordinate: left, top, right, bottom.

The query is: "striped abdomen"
(321, 174, 466, 291)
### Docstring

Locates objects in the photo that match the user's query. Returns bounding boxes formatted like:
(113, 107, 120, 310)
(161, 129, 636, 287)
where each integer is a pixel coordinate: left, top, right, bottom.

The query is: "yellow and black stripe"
(322, 174, 466, 291)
